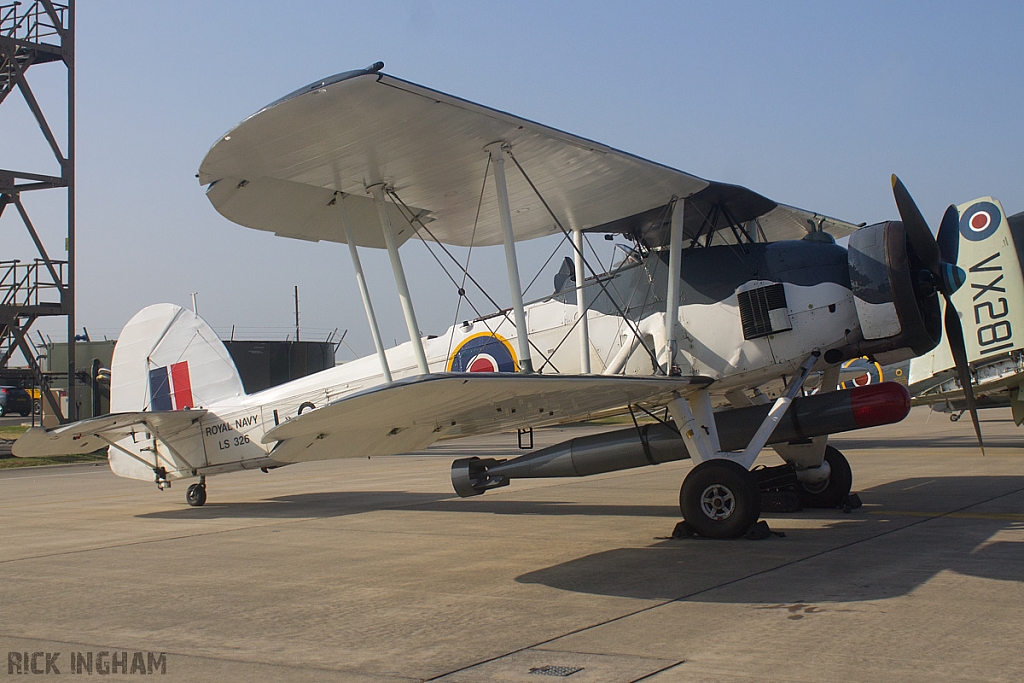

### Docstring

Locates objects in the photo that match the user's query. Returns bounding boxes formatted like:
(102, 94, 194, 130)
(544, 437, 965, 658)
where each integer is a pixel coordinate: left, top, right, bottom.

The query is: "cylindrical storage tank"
(224, 341, 335, 393)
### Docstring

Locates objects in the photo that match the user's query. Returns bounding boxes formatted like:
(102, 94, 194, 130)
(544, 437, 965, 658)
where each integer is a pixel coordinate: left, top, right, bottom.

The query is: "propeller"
(891, 175, 982, 453)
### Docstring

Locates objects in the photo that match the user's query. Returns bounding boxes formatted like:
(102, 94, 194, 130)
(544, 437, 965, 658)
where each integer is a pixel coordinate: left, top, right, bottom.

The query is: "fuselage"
(178, 238, 861, 475)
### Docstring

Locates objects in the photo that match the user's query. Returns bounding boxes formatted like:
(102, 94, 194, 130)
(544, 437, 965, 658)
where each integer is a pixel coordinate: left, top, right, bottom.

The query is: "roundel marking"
(840, 357, 883, 390)
(468, 353, 499, 372)
(447, 333, 518, 373)
(970, 211, 991, 232)
(959, 201, 1002, 242)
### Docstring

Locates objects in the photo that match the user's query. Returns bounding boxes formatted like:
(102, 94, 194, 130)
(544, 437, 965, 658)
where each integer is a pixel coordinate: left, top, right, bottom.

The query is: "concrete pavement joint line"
(2, 492, 189, 510)
(900, 478, 938, 490)
(0, 485, 492, 564)
(0, 632, 420, 682)
(424, 482, 1024, 682)
(0, 488, 460, 512)
(870, 510, 1024, 521)
(630, 659, 687, 682)
(0, 517, 320, 565)
(0, 468, 109, 480)
(3, 456, 656, 557)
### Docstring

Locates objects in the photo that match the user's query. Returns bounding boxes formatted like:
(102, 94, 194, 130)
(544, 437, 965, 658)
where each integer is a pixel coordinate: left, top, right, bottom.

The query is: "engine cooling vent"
(737, 283, 792, 340)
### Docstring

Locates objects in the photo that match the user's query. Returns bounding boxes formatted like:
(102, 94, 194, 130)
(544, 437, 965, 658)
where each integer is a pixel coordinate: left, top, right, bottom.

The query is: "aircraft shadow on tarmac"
(513, 476, 1024, 604)
(134, 475, 1024, 601)
(137, 476, 1024, 607)
(135, 490, 457, 520)
(136, 490, 685, 521)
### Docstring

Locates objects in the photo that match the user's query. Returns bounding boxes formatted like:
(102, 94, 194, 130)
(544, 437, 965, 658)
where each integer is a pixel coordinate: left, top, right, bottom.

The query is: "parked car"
(26, 387, 41, 414)
(0, 386, 33, 417)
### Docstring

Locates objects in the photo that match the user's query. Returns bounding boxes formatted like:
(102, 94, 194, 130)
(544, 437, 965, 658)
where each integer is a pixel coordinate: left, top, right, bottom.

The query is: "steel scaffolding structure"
(0, 0, 74, 421)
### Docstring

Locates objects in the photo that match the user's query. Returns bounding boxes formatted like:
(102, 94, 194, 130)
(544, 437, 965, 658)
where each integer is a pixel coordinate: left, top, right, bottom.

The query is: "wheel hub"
(699, 484, 736, 521)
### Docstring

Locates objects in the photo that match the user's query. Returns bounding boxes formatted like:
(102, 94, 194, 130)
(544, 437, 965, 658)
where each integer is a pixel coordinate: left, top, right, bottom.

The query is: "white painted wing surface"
(198, 68, 860, 249)
(261, 373, 709, 463)
(12, 410, 207, 458)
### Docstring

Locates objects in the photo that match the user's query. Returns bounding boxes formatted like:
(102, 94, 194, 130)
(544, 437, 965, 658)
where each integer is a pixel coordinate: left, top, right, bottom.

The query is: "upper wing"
(13, 410, 207, 458)
(198, 66, 859, 249)
(261, 373, 709, 463)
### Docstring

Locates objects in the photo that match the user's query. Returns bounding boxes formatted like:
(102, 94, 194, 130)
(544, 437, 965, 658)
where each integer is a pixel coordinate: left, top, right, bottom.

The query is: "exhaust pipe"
(452, 382, 910, 496)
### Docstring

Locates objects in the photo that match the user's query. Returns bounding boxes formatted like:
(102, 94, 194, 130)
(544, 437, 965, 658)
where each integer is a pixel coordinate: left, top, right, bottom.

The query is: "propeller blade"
(892, 175, 941, 276)
(943, 295, 984, 454)
(936, 204, 960, 268)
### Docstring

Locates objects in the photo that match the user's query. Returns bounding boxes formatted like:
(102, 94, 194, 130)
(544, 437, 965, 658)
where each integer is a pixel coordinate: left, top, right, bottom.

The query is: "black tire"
(0, 404, 6, 417)
(186, 483, 207, 507)
(679, 459, 761, 538)
(33, 400, 41, 415)
(798, 445, 852, 509)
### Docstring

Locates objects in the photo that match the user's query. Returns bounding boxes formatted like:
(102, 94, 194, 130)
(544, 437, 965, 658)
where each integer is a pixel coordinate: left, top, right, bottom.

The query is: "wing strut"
(667, 351, 821, 470)
(573, 227, 591, 373)
(504, 150, 663, 373)
(368, 182, 429, 374)
(486, 142, 534, 373)
(663, 198, 684, 374)
(337, 193, 392, 382)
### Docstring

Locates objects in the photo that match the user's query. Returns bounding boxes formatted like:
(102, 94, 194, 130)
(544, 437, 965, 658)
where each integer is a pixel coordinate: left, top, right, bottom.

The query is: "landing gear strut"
(679, 460, 761, 538)
(186, 476, 207, 507)
(797, 446, 852, 509)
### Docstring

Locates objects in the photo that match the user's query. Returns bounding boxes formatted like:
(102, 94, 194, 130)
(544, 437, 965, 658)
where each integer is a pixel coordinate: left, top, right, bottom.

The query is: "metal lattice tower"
(0, 0, 74, 421)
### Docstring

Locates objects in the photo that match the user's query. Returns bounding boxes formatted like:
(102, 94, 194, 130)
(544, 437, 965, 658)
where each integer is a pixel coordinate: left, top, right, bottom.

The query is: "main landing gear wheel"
(186, 482, 207, 507)
(798, 445, 852, 509)
(679, 459, 761, 539)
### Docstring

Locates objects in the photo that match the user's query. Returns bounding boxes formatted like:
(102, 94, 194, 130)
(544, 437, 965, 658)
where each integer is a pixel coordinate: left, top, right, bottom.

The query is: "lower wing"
(262, 373, 709, 463)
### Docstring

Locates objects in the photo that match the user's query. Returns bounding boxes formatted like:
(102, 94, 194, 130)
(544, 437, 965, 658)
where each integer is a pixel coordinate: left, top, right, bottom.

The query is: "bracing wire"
(387, 188, 560, 373)
(522, 233, 570, 298)
(446, 155, 490, 363)
(505, 151, 664, 372)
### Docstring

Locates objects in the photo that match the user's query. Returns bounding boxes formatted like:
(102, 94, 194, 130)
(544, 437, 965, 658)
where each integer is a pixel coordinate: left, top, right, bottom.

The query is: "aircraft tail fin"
(951, 199, 1024, 364)
(105, 304, 245, 481)
(910, 198, 1024, 386)
(110, 303, 245, 413)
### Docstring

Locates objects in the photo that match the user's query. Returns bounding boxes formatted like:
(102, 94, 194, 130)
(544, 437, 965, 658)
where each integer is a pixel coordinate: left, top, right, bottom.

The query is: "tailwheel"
(797, 445, 852, 509)
(186, 482, 207, 507)
(680, 459, 761, 538)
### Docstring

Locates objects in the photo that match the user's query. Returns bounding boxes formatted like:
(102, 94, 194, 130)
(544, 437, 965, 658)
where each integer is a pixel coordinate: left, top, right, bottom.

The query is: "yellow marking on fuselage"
(445, 332, 518, 372)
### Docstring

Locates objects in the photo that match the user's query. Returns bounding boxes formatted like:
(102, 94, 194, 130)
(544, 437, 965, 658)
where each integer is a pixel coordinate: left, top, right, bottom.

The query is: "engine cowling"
(844, 220, 943, 364)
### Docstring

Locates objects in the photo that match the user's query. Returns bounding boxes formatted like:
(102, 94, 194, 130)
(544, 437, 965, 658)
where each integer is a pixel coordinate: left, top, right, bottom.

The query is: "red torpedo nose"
(849, 382, 912, 428)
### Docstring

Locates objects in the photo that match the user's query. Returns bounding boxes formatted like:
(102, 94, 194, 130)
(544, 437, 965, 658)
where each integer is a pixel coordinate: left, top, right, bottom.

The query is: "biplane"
(15, 62, 982, 538)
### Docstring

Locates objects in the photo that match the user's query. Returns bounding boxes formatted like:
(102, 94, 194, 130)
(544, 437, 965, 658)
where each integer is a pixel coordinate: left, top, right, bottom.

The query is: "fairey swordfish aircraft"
(14, 62, 984, 538)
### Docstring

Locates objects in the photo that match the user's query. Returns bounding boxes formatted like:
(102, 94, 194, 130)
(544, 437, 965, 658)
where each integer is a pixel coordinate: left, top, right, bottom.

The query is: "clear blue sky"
(4, 1, 1022, 358)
